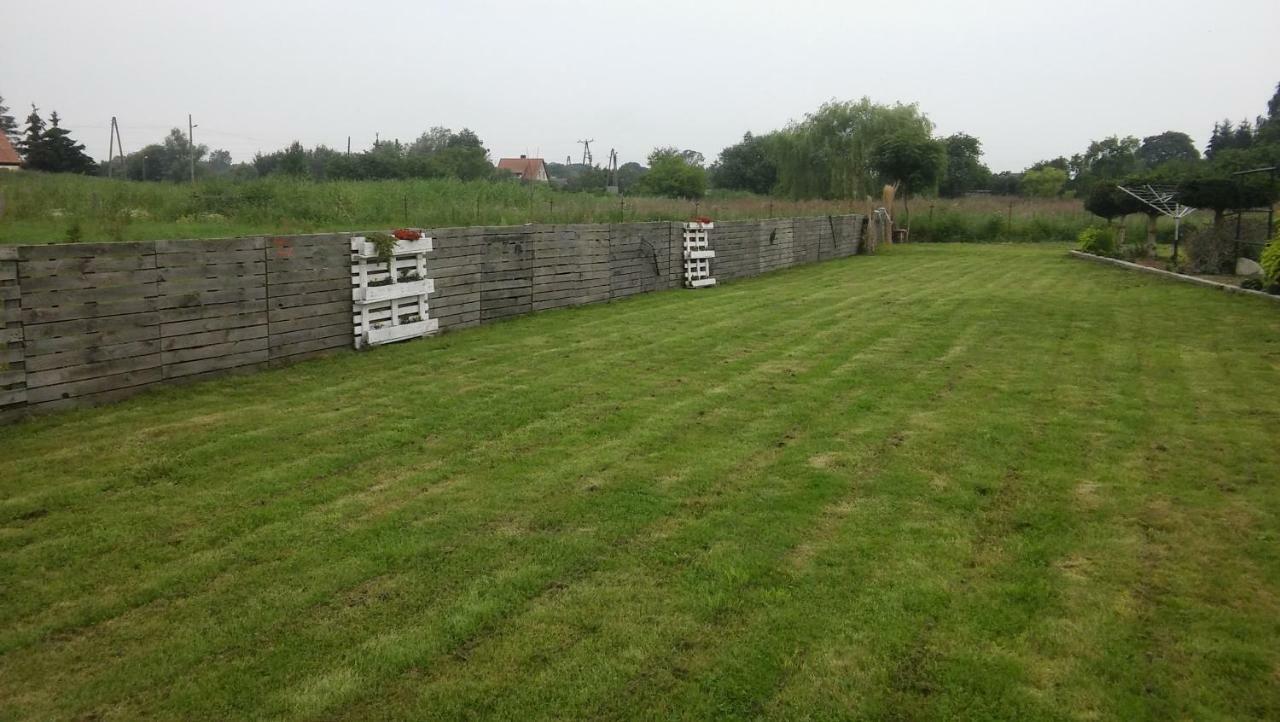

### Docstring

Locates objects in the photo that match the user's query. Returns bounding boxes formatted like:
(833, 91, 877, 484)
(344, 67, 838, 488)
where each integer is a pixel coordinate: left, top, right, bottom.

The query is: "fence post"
(0, 246, 26, 418)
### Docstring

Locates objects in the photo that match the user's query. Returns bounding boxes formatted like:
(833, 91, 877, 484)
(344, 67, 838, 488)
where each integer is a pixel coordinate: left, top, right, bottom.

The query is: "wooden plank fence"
(1, 215, 862, 420)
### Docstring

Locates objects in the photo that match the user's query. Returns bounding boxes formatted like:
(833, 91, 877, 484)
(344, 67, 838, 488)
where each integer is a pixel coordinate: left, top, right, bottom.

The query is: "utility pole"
(107, 117, 124, 178)
(188, 114, 197, 184)
(347, 136, 351, 155)
(578, 139, 593, 166)
(605, 148, 619, 193)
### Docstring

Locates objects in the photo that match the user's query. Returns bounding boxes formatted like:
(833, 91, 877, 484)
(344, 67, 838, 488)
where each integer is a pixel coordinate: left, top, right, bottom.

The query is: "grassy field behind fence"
(0, 172, 1190, 245)
(1, 244, 1278, 720)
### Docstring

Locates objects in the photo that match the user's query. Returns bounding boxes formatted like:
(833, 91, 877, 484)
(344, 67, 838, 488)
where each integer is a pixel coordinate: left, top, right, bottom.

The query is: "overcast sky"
(4, 0, 1278, 173)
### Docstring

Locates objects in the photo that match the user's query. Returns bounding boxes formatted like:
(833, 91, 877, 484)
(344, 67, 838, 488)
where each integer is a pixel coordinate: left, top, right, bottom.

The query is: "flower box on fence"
(350, 232, 439, 349)
(353, 278, 435, 305)
(351, 237, 434, 258)
(367, 318, 440, 346)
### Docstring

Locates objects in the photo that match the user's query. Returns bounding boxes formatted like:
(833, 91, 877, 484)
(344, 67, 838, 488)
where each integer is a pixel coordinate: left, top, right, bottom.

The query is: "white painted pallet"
(682, 222, 716, 288)
(354, 277, 435, 304)
(350, 233, 439, 349)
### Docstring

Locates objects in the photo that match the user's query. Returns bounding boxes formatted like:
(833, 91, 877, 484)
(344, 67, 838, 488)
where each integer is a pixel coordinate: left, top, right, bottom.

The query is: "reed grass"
(0, 172, 1199, 245)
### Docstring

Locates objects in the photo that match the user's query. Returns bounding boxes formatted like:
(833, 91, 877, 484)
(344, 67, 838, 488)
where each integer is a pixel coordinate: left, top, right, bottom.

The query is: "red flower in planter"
(392, 228, 422, 241)
(691, 216, 713, 225)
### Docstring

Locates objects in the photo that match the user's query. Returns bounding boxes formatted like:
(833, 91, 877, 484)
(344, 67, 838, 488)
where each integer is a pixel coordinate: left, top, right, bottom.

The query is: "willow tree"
(772, 98, 936, 200)
(870, 128, 946, 221)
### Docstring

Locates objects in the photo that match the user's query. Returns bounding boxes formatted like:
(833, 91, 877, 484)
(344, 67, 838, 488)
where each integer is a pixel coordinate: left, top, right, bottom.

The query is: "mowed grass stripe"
(374, 254, 1037, 719)
(0, 249, 951, 654)
(0, 250, 957, 711)
(1, 244, 1278, 720)
(142, 253, 977, 716)
(362, 302, 993, 719)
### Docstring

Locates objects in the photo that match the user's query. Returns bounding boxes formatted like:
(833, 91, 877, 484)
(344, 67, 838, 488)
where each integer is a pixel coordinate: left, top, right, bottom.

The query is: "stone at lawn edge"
(1236, 257, 1263, 277)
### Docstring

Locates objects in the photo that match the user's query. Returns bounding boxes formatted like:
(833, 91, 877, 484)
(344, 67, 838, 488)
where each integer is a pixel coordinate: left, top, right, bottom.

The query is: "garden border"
(1068, 250, 1280, 305)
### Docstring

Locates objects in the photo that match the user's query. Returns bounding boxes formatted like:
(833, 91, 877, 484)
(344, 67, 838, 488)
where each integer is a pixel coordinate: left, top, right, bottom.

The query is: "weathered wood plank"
(24, 339, 162, 373)
(269, 299, 348, 323)
(159, 311, 267, 338)
(268, 287, 349, 310)
(162, 337, 269, 365)
(18, 242, 155, 261)
(156, 237, 265, 254)
(269, 321, 351, 349)
(164, 349, 269, 379)
(18, 269, 161, 293)
(25, 353, 163, 389)
(20, 297, 166, 325)
(270, 312, 350, 337)
(163, 300, 266, 324)
(0, 388, 28, 407)
(162, 324, 268, 352)
(269, 333, 350, 360)
(157, 261, 266, 281)
(22, 324, 159, 355)
(20, 283, 162, 308)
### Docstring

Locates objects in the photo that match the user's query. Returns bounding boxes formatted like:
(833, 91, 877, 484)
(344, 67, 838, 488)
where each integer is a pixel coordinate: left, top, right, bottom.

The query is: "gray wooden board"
(18, 268, 162, 293)
(164, 348, 270, 379)
(270, 312, 350, 337)
(18, 241, 156, 261)
(156, 237, 264, 254)
(24, 339, 162, 373)
(162, 324, 268, 352)
(162, 337, 268, 365)
(26, 365, 165, 404)
(269, 299, 348, 323)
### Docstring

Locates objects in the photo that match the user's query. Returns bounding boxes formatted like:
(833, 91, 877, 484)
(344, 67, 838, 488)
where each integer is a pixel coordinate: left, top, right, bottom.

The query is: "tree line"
(708, 83, 1280, 206)
(3, 83, 1277, 207)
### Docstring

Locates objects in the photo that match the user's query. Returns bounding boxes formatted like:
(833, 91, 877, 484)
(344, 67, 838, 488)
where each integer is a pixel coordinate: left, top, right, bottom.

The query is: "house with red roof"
(496, 155, 548, 182)
(0, 133, 20, 170)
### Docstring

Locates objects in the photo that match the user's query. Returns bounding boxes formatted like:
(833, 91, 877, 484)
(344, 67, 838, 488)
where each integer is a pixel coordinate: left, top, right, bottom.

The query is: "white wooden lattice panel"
(682, 222, 716, 288)
(351, 233, 439, 349)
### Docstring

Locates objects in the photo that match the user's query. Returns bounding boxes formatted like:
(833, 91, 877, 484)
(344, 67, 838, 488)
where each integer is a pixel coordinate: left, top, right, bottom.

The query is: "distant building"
(0, 134, 20, 171)
(496, 155, 549, 182)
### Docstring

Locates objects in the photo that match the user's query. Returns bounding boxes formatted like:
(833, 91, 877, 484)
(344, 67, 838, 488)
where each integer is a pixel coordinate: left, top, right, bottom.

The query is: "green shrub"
(1184, 224, 1236, 274)
(1077, 226, 1116, 256)
(981, 214, 1005, 241)
(1261, 235, 1280, 285)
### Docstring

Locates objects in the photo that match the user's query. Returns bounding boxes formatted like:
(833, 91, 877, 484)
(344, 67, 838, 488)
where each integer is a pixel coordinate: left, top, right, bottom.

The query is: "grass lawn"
(1, 244, 1278, 720)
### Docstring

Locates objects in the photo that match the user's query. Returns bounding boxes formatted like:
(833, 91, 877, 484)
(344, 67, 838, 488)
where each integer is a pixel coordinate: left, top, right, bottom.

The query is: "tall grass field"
(0, 172, 1186, 245)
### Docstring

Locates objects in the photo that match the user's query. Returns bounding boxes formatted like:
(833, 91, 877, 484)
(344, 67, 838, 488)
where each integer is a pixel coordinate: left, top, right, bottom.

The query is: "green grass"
(2, 244, 1278, 720)
(0, 171, 1138, 246)
(0, 172, 864, 245)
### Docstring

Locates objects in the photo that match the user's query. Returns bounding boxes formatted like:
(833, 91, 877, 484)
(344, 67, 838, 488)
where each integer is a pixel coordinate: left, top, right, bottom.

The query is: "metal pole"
(1173, 216, 1180, 262)
(188, 114, 196, 184)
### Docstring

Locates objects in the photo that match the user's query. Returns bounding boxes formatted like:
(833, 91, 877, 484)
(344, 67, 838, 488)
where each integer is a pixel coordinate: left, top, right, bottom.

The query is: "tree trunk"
(1116, 216, 1127, 247)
